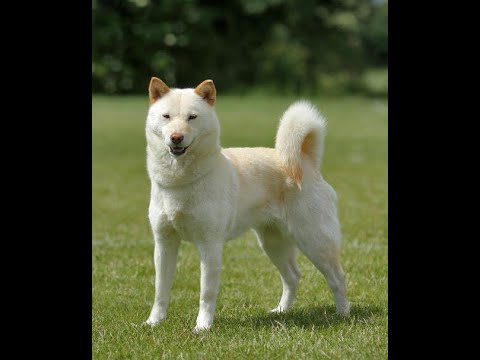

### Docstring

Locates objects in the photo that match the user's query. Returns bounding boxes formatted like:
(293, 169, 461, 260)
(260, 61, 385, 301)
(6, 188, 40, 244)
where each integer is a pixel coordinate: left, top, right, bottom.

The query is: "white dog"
(144, 78, 349, 332)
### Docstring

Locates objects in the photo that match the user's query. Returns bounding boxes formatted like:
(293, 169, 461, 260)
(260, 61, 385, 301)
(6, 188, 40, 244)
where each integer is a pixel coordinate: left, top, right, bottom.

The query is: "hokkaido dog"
(144, 78, 350, 332)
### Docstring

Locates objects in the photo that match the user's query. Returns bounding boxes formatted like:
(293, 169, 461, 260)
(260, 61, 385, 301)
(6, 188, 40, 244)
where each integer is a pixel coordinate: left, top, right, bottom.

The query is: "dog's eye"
(162, 114, 170, 119)
(188, 114, 197, 120)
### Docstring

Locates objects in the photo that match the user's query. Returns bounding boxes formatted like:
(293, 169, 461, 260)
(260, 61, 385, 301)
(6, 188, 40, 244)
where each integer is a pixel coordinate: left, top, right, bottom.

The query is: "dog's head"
(145, 78, 220, 158)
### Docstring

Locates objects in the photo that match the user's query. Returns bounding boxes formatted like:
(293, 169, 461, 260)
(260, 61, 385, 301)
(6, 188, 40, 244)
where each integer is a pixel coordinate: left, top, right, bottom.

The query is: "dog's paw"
(144, 307, 167, 326)
(192, 324, 211, 333)
(194, 313, 213, 333)
(270, 306, 287, 314)
(144, 314, 166, 326)
(336, 302, 351, 317)
(143, 318, 161, 326)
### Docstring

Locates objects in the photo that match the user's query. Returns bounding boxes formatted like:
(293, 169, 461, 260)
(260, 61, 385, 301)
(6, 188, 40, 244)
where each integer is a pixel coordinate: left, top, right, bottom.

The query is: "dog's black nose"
(170, 133, 184, 144)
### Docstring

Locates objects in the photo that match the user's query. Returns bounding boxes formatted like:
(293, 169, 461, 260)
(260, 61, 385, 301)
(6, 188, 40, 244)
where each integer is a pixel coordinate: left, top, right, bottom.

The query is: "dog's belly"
(225, 217, 260, 241)
(158, 201, 277, 243)
(225, 202, 282, 241)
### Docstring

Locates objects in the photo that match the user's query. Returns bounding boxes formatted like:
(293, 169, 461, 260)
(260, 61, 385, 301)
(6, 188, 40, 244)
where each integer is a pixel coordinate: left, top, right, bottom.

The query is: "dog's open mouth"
(169, 146, 189, 156)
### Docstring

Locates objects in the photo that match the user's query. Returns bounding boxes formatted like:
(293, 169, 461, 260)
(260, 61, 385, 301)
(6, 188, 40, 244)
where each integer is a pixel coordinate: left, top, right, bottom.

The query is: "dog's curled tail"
(275, 101, 327, 189)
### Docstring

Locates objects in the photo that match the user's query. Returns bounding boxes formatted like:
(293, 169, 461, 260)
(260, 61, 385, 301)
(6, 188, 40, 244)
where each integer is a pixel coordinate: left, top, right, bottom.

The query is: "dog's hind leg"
(293, 228, 350, 316)
(253, 225, 301, 313)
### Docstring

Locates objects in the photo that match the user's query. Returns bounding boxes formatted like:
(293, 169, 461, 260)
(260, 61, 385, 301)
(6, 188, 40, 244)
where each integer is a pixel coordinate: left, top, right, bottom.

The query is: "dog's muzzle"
(169, 145, 189, 156)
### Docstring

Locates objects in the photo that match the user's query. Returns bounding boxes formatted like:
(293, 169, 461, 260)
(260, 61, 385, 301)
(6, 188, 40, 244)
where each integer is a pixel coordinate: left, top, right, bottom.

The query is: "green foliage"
(92, 94, 388, 358)
(360, 1, 388, 66)
(92, 0, 388, 95)
(361, 68, 388, 96)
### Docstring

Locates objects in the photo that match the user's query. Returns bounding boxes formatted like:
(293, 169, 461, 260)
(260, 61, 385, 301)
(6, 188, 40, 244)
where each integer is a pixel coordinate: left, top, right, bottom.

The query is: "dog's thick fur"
(145, 78, 349, 331)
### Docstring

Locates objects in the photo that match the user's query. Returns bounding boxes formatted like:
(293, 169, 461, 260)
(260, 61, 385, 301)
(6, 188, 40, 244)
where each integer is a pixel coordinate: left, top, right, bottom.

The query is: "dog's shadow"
(218, 304, 385, 330)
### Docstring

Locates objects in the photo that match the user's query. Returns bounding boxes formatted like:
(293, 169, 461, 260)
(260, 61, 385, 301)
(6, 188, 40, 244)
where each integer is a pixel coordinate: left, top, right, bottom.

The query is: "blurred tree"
(92, 0, 388, 95)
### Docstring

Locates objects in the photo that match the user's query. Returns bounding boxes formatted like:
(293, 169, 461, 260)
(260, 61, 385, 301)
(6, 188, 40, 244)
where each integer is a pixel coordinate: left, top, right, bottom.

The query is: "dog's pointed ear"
(194, 80, 216, 106)
(149, 77, 170, 104)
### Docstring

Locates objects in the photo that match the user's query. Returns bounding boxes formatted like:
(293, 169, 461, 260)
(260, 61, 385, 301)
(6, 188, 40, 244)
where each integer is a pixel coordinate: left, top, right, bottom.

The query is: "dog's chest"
(158, 193, 189, 223)
(151, 188, 200, 239)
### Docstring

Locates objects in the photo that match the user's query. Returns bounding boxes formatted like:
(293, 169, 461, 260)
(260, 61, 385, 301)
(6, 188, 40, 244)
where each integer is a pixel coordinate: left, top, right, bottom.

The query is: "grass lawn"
(92, 94, 388, 359)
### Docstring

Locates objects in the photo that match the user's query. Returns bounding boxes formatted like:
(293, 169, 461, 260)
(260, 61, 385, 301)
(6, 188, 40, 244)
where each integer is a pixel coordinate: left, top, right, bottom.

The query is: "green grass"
(92, 94, 388, 359)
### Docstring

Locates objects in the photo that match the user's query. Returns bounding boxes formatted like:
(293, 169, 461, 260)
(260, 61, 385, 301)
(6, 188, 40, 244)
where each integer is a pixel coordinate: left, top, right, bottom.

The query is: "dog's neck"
(147, 133, 221, 188)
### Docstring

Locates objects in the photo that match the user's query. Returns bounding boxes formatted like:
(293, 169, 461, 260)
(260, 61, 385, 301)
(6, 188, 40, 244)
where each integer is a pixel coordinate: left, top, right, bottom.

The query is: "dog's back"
(221, 147, 288, 238)
(220, 101, 331, 236)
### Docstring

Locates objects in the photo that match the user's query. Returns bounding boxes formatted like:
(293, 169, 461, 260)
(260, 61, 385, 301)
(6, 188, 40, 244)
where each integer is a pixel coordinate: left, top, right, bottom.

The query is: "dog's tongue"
(171, 147, 184, 154)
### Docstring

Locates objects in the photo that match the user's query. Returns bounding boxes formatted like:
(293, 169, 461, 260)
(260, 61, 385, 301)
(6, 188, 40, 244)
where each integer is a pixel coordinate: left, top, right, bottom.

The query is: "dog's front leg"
(193, 241, 224, 332)
(145, 237, 180, 325)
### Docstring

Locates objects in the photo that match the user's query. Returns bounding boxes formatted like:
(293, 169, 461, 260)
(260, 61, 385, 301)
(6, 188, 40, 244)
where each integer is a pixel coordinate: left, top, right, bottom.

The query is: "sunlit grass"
(92, 94, 388, 359)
